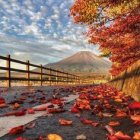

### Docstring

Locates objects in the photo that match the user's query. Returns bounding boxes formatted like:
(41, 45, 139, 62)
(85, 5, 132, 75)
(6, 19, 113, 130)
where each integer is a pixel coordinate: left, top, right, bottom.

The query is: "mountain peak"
(46, 51, 111, 74)
(75, 51, 97, 55)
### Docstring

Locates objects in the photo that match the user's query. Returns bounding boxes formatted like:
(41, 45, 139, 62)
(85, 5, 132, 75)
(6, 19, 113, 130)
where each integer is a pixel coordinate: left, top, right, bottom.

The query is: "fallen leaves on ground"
(71, 106, 80, 113)
(1, 84, 140, 140)
(47, 108, 66, 114)
(105, 126, 132, 139)
(130, 115, 140, 125)
(0, 97, 5, 104)
(59, 118, 73, 125)
(108, 121, 120, 127)
(27, 108, 35, 114)
(0, 103, 7, 108)
(115, 110, 127, 118)
(47, 134, 63, 140)
(51, 98, 64, 106)
(129, 102, 140, 110)
(9, 125, 24, 135)
(11, 103, 20, 110)
(107, 135, 118, 140)
(1, 109, 26, 117)
(9, 122, 36, 135)
(105, 125, 115, 135)
(114, 131, 131, 140)
(0, 97, 7, 108)
(133, 131, 140, 140)
(80, 118, 99, 127)
(76, 134, 87, 140)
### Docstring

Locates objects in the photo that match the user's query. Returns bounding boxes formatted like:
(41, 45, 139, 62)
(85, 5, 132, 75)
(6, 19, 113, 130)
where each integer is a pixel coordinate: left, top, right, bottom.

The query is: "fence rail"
(0, 55, 80, 87)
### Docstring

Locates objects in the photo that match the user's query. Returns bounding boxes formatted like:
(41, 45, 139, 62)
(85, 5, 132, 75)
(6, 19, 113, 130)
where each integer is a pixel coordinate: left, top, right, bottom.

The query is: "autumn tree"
(70, 0, 140, 75)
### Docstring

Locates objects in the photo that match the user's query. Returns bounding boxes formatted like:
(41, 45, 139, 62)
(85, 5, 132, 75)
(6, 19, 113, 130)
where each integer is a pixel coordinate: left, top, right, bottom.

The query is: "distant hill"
(46, 51, 111, 74)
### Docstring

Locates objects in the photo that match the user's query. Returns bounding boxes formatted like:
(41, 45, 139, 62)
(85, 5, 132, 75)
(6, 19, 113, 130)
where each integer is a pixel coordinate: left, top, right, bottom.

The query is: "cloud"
(0, 0, 102, 69)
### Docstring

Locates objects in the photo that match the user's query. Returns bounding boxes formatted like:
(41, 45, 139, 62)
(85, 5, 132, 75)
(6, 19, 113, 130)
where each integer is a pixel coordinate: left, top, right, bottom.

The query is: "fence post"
(26, 60, 30, 86)
(49, 68, 51, 86)
(67, 73, 69, 84)
(56, 70, 58, 85)
(6, 55, 11, 87)
(61, 71, 63, 85)
(75, 76, 77, 84)
(76, 76, 78, 84)
(79, 77, 81, 84)
(70, 75, 72, 84)
(73, 75, 75, 84)
(40, 64, 43, 86)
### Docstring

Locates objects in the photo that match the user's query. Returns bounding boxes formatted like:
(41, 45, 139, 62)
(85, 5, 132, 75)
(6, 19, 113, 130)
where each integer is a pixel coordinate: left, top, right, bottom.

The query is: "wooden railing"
(0, 55, 80, 87)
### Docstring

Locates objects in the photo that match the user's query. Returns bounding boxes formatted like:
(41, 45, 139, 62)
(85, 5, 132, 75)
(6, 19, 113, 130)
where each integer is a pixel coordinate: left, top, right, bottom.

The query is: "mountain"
(45, 51, 111, 74)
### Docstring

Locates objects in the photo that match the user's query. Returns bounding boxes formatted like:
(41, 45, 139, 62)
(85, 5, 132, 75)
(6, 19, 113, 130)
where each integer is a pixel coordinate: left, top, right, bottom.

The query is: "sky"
(0, 0, 100, 68)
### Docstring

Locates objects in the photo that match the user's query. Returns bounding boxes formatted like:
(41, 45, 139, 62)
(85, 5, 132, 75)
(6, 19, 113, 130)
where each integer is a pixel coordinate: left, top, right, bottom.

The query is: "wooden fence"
(0, 55, 80, 87)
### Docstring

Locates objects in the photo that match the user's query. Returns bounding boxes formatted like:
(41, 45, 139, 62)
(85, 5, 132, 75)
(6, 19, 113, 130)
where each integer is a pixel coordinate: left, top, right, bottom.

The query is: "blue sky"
(0, 0, 100, 67)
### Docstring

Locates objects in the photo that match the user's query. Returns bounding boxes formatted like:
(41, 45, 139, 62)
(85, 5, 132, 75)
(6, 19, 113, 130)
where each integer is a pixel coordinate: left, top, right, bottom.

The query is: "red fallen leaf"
(104, 100, 109, 104)
(47, 108, 65, 114)
(108, 121, 120, 127)
(0, 97, 5, 104)
(133, 131, 140, 140)
(131, 115, 140, 122)
(114, 98, 123, 103)
(15, 110, 26, 116)
(129, 102, 140, 110)
(107, 135, 119, 140)
(114, 131, 131, 140)
(59, 118, 72, 125)
(1, 110, 26, 117)
(71, 106, 80, 113)
(9, 125, 24, 135)
(1, 111, 17, 117)
(11, 103, 20, 110)
(51, 99, 63, 106)
(79, 93, 89, 99)
(130, 115, 140, 125)
(134, 121, 140, 125)
(27, 108, 35, 114)
(80, 118, 93, 124)
(0, 103, 7, 108)
(115, 111, 127, 118)
(105, 125, 115, 135)
(76, 99, 91, 110)
(97, 95, 103, 99)
(91, 122, 99, 127)
(104, 103, 112, 109)
(90, 95, 97, 100)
